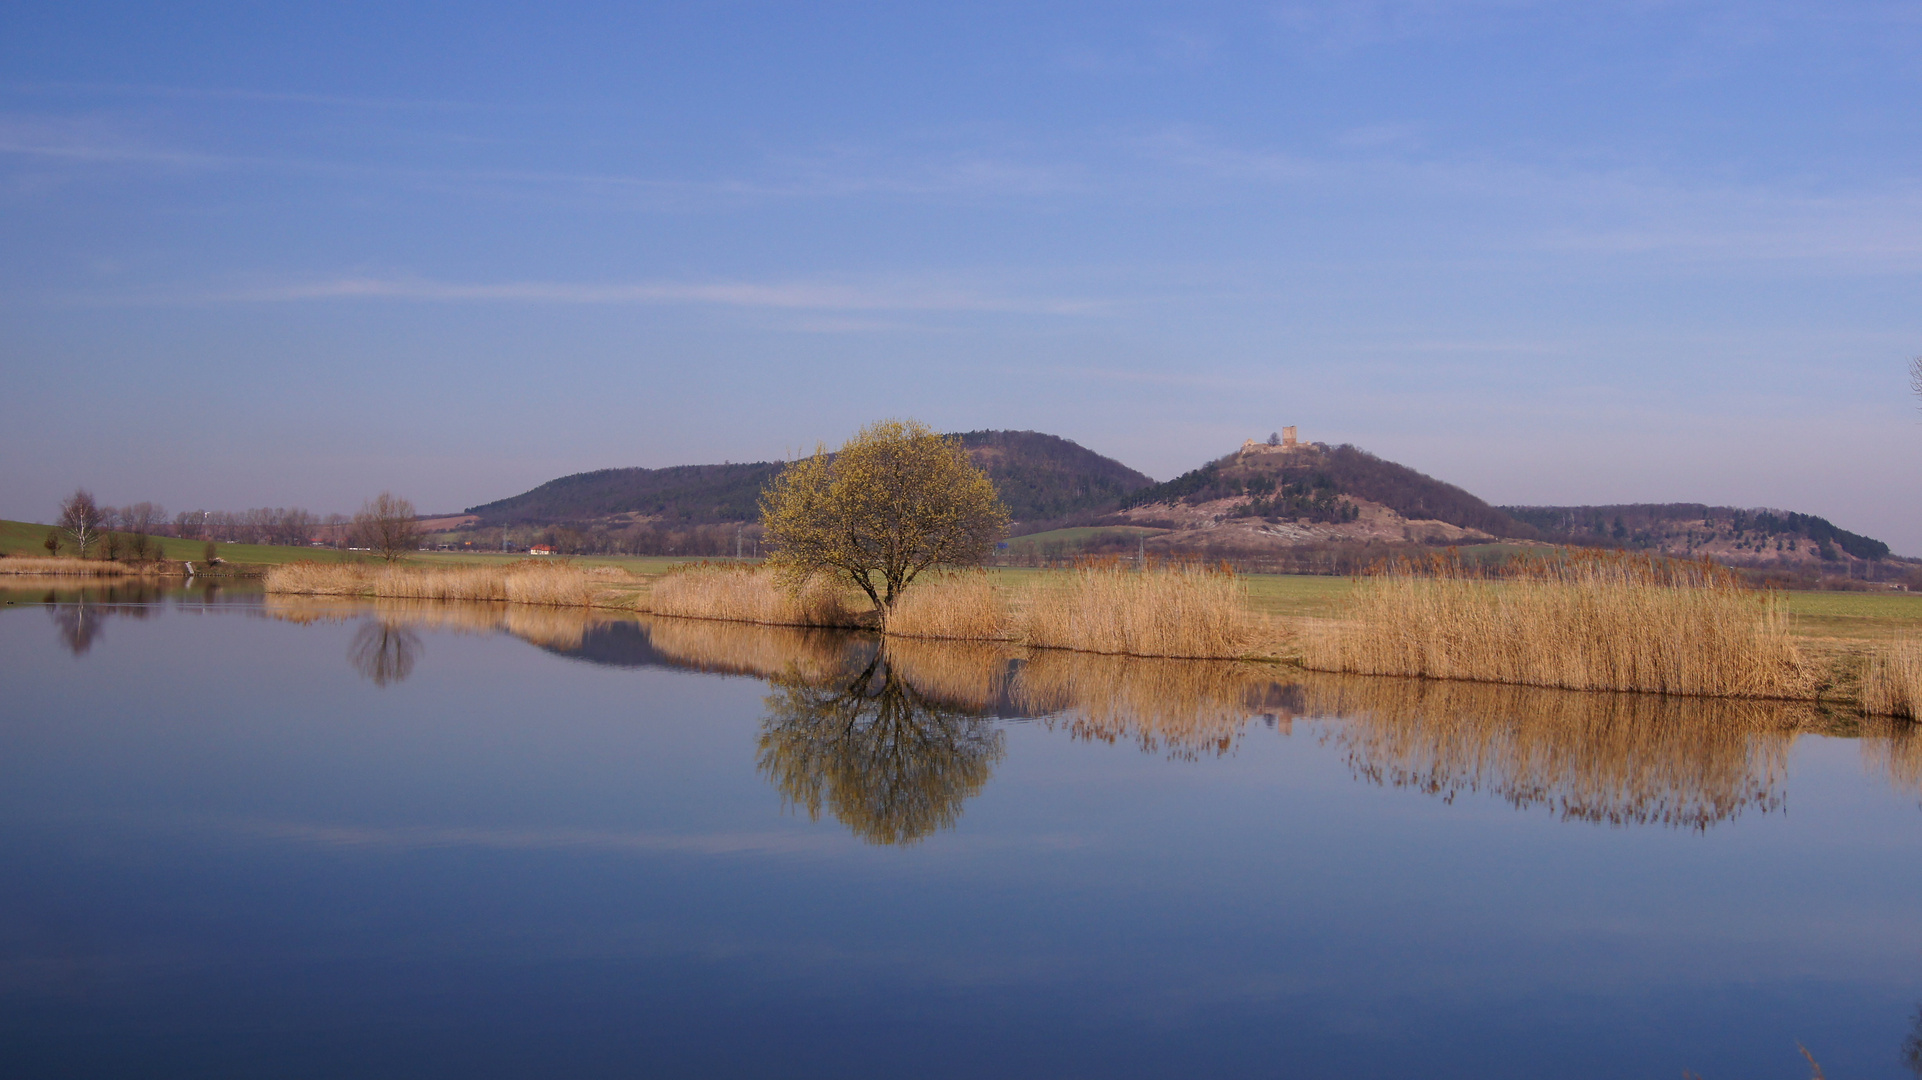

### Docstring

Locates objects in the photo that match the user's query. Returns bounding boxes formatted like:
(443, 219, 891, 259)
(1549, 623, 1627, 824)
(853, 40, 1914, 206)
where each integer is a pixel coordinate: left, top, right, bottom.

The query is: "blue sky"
(4, 2, 1920, 548)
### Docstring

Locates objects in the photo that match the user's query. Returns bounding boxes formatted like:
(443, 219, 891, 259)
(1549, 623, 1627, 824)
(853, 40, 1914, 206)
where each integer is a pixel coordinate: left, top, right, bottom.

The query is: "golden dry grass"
(264, 560, 628, 609)
(1301, 672, 1808, 828)
(1019, 561, 1260, 658)
(1862, 639, 1922, 719)
(648, 563, 857, 627)
(1303, 551, 1809, 699)
(0, 557, 158, 576)
(882, 572, 1011, 640)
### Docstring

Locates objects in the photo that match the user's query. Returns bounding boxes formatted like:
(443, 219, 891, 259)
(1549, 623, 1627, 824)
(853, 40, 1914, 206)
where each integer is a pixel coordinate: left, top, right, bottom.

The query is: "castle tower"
(1282, 426, 1297, 448)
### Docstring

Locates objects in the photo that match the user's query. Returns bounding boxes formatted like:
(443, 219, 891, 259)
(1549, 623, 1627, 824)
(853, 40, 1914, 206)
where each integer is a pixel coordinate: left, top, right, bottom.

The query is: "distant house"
(528, 545, 556, 556)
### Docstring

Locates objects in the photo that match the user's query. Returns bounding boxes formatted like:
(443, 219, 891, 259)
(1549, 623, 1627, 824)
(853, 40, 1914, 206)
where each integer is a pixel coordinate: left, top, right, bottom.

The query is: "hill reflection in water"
(247, 596, 1863, 839)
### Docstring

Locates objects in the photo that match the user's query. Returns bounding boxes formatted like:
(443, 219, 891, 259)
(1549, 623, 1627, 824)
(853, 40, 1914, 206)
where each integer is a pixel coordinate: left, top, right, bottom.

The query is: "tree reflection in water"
(349, 621, 422, 687)
(42, 584, 166, 656)
(757, 648, 1005, 845)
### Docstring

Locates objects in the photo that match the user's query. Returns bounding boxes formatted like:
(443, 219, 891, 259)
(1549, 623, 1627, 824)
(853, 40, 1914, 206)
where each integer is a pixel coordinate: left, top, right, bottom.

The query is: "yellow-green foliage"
(882, 572, 1011, 640)
(1863, 639, 1922, 719)
(1020, 560, 1259, 658)
(1304, 551, 1808, 698)
(647, 563, 856, 627)
(760, 419, 1009, 611)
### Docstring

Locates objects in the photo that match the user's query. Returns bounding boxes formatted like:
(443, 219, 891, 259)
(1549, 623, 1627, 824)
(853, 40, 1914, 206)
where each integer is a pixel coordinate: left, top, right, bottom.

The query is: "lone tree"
(58, 489, 102, 558)
(353, 492, 422, 563)
(760, 419, 1009, 615)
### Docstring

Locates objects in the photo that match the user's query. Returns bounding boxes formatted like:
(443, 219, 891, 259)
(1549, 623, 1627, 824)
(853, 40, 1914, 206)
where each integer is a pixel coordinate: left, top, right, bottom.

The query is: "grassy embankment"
(16, 514, 1919, 712)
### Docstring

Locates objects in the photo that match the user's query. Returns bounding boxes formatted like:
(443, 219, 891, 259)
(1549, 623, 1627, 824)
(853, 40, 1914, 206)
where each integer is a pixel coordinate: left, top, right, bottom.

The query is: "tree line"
(39, 488, 424, 563)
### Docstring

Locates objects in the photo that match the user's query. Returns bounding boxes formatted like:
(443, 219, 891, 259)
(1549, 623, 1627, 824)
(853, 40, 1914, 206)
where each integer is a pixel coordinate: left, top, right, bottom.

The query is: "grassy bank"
(0, 556, 178, 576)
(264, 560, 644, 610)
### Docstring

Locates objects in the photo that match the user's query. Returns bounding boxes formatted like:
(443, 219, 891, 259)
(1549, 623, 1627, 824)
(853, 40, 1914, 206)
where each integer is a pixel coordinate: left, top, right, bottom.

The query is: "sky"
(3, 2, 1920, 549)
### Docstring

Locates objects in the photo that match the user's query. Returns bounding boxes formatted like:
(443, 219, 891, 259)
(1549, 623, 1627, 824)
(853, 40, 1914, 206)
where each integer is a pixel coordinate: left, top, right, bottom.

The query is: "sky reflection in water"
(4, 584, 1922, 1078)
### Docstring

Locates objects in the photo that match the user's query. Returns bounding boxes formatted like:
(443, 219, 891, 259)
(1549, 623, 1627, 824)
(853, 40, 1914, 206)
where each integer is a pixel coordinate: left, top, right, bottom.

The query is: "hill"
(1503, 503, 1891, 566)
(467, 431, 1151, 527)
(1117, 442, 1534, 539)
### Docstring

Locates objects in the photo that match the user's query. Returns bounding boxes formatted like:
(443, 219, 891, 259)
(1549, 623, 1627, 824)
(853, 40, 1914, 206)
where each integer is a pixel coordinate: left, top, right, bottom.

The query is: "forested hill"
(467, 462, 783, 525)
(1504, 504, 1891, 560)
(955, 430, 1153, 523)
(466, 431, 1152, 525)
(1121, 443, 1536, 538)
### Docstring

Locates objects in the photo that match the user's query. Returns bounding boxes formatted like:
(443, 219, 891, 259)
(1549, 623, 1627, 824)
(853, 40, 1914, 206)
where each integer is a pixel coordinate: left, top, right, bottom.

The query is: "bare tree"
(354, 492, 421, 563)
(1912, 355, 1922, 407)
(58, 489, 103, 558)
(42, 530, 59, 557)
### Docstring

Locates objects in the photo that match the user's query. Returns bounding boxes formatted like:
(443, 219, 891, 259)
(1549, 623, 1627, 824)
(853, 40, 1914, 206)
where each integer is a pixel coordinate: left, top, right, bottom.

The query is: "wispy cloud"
(10, 80, 470, 111)
(125, 275, 1109, 315)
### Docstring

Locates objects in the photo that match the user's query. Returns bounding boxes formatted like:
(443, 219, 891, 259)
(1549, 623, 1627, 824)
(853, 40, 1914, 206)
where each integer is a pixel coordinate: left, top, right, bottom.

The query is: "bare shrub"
(1019, 560, 1259, 658)
(1863, 639, 1922, 719)
(882, 572, 1011, 640)
(1302, 551, 1809, 698)
(648, 563, 857, 627)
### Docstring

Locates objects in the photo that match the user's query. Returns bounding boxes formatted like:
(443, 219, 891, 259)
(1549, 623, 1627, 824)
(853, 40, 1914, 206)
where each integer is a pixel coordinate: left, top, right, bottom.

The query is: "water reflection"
(11, 581, 206, 656)
(758, 649, 1005, 845)
(348, 622, 422, 686)
(1306, 676, 1809, 830)
(207, 594, 1861, 833)
(1864, 718, 1922, 807)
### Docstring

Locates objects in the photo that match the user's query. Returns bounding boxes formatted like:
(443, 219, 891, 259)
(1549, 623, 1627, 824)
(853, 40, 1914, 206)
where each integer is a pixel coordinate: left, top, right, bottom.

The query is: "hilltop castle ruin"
(1241, 426, 1304, 455)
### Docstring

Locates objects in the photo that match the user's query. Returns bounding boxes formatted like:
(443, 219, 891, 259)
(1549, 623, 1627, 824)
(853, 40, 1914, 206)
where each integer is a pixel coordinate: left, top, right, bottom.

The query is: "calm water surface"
(4, 582, 1922, 1078)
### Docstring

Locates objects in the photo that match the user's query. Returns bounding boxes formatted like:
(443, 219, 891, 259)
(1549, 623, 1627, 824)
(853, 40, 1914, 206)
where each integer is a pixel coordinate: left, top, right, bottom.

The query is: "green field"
(1000, 526, 1165, 552)
(0, 519, 740, 574)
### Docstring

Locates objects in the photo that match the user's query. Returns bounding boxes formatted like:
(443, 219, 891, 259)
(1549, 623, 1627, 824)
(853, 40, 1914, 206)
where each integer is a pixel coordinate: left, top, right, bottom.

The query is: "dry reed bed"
(1302, 552, 1811, 699)
(882, 573, 1011, 640)
(0, 557, 164, 576)
(1017, 562, 1259, 659)
(1863, 638, 1922, 719)
(647, 564, 856, 627)
(264, 560, 630, 609)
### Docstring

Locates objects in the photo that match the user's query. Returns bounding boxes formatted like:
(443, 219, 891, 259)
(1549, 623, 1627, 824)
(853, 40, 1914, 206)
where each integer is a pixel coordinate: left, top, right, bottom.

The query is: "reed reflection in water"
(254, 599, 1852, 834)
(1307, 675, 1810, 829)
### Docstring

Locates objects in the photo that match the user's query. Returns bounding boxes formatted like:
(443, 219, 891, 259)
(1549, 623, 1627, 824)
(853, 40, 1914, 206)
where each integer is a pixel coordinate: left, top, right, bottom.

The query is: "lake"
(4, 581, 1921, 1078)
